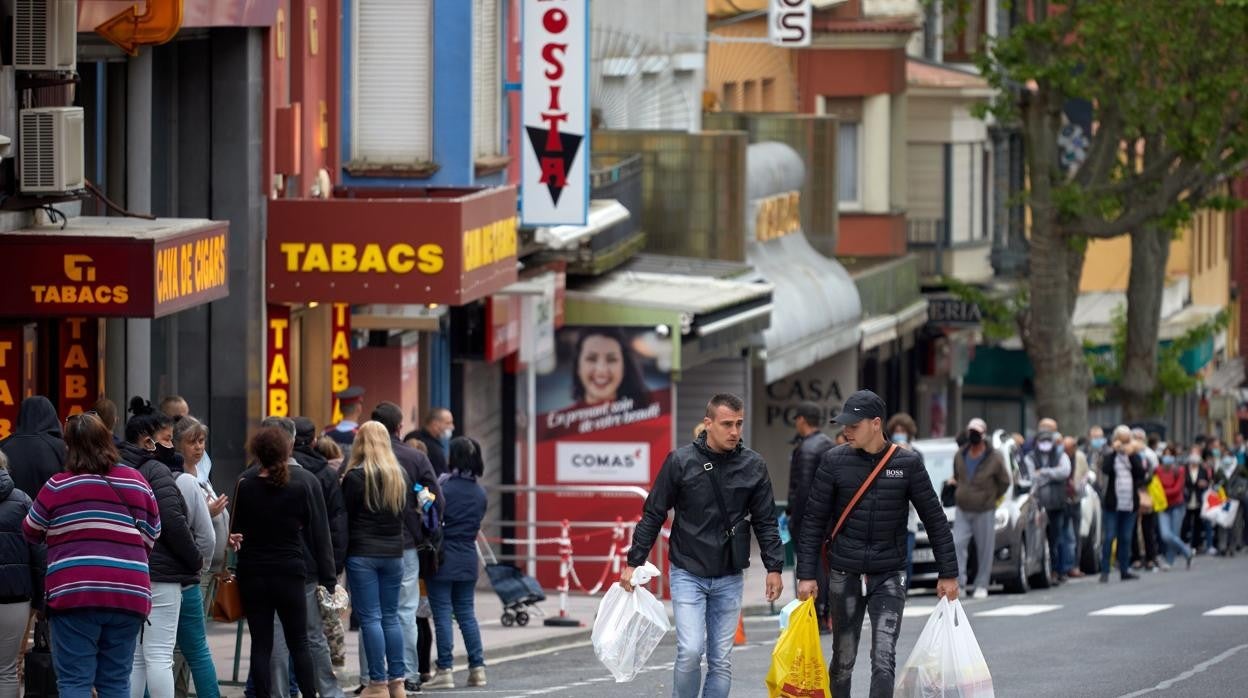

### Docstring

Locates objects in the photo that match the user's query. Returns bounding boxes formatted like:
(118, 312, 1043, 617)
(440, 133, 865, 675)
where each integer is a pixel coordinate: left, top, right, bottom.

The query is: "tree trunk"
(1121, 224, 1172, 421)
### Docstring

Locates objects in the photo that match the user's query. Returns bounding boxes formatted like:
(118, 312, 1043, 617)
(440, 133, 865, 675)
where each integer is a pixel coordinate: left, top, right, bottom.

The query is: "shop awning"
(564, 270, 773, 374)
(748, 231, 862, 383)
(860, 299, 930, 352)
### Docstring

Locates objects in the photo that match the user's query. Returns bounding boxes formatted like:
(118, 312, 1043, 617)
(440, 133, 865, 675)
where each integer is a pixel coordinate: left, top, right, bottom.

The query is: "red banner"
(486, 295, 522, 362)
(0, 325, 36, 439)
(267, 305, 292, 417)
(58, 318, 101, 418)
(330, 303, 351, 422)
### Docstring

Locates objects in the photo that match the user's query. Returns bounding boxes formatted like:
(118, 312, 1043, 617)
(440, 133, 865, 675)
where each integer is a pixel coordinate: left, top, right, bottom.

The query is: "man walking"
(1023, 425, 1072, 584)
(787, 402, 836, 630)
(950, 418, 1010, 599)
(622, 393, 783, 698)
(406, 408, 454, 476)
(796, 389, 958, 698)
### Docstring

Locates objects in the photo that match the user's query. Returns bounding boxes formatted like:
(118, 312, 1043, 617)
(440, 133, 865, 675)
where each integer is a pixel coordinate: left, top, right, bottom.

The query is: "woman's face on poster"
(578, 334, 625, 404)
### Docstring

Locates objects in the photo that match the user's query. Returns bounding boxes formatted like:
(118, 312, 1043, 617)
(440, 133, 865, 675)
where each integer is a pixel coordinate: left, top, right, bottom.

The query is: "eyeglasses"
(64, 410, 100, 428)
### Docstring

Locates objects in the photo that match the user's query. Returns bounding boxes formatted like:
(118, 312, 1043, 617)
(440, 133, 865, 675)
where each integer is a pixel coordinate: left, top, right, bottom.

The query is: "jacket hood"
(15, 396, 62, 439)
(693, 431, 744, 459)
(0, 469, 14, 500)
(294, 417, 318, 447)
(294, 443, 329, 473)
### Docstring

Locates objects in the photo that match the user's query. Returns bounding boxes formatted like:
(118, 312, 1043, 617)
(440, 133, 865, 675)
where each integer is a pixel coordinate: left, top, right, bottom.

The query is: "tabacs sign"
(521, 0, 589, 226)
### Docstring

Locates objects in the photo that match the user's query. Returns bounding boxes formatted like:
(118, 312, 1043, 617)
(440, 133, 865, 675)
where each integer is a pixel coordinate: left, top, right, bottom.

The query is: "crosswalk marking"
(1203, 605, 1248, 616)
(974, 604, 1062, 617)
(1089, 604, 1173, 616)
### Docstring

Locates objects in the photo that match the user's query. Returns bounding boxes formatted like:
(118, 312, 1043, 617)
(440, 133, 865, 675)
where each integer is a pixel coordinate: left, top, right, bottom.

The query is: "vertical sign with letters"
(0, 325, 36, 439)
(521, 0, 589, 226)
(267, 305, 292, 417)
(770, 0, 811, 47)
(58, 318, 101, 418)
(329, 303, 351, 423)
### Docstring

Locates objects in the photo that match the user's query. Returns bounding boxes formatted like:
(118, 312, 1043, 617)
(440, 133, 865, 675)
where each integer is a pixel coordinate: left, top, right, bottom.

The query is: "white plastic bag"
(592, 562, 671, 682)
(895, 598, 994, 698)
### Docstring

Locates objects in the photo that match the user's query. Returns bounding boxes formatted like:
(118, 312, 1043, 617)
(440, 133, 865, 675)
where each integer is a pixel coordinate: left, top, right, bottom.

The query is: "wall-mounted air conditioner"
(15, 0, 78, 72)
(20, 107, 84, 194)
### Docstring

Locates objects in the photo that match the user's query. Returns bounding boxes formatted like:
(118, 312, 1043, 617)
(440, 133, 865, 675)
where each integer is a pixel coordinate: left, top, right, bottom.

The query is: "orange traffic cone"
(734, 612, 746, 645)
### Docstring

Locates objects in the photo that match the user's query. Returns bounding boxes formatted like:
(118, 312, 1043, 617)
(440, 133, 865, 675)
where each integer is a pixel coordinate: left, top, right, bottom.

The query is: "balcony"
(907, 217, 993, 282)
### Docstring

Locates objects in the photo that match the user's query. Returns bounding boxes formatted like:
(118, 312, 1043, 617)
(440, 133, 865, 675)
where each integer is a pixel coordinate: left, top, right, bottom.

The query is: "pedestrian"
(1155, 447, 1194, 570)
(424, 437, 490, 690)
(119, 399, 205, 698)
(1086, 425, 1109, 468)
(623, 394, 784, 698)
(92, 397, 124, 448)
(787, 401, 835, 631)
(1212, 453, 1247, 555)
(1063, 436, 1090, 578)
(1183, 452, 1213, 554)
(796, 390, 958, 698)
(231, 425, 337, 698)
(1131, 430, 1161, 571)
(884, 413, 922, 592)
(0, 449, 44, 698)
(834, 431, 849, 446)
(369, 402, 444, 694)
(161, 396, 214, 486)
(294, 417, 349, 574)
(342, 422, 411, 698)
(316, 435, 346, 473)
(1022, 425, 1072, 584)
(24, 412, 160, 697)
(405, 408, 454, 476)
(950, 418, 1010, 599)
(326, 387, 366, 461)
(0, 395, 67, 499)
(1099, 425, 1146, 582)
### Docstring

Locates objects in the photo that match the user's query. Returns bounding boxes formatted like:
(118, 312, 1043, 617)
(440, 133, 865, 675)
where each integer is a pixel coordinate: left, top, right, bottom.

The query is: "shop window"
(352, 0, 433, 166)
(819, 97, 863, 209)
(473, 0, 502, 158)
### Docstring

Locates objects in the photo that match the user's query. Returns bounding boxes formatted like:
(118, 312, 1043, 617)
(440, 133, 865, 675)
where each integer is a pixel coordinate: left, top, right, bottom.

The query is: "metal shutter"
(907, 143, 944, 220)
(353, 0, 432, 163)
(675, 358, 751, 445)
(473, 0, 501, 158)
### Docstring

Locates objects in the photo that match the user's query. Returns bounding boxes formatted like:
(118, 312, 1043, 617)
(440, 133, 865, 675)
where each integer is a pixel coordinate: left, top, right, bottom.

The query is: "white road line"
(974, 604, 1062, 617)
(1089, 604, 1174, 617)
(1203, 605, 1248, 616)
(1117, 643, 1248, 697)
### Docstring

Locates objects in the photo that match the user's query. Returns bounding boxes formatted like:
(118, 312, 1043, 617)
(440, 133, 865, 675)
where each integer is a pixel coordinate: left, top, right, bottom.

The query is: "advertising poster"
(521, 325, 673, 586)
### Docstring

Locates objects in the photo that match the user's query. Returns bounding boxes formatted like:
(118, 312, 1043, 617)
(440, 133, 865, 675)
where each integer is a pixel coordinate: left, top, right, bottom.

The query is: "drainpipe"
(125, 49, 152, 403)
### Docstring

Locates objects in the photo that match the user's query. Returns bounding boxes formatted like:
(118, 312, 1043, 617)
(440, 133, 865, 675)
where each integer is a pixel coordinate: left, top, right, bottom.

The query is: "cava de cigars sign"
(521, 0, 589, 226)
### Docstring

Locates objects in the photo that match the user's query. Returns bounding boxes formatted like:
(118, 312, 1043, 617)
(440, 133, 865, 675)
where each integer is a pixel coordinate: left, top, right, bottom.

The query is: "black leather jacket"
(796, 444, 957, 580)
(629, 435, 784, 578)
(788, 430, 836, 545)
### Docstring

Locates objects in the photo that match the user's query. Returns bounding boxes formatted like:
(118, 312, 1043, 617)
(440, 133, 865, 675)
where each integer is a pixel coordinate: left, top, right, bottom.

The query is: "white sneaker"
(423, 670, 455, 689)
(973, 588, 989, 600)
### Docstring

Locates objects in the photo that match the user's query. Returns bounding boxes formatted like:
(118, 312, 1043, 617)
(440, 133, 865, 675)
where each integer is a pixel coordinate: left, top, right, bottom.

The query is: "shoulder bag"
(703, 460, 752, 571)
(821, 444, 900, 563)
(210, 480, 245, 623)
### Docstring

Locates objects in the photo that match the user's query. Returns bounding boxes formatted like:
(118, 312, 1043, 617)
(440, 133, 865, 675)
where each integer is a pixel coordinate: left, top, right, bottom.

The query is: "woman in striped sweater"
(22, 412, 161, 698)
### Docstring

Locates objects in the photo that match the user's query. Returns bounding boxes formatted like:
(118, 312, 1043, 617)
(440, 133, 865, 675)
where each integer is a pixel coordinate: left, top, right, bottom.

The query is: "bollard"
(544, 518, 581, 627)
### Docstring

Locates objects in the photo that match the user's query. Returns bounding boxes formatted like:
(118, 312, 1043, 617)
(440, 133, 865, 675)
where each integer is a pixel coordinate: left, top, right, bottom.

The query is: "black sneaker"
(406, 679, 423, 693)
(1121, 571, 1141, 581)
(1099, 573, 1109, 583)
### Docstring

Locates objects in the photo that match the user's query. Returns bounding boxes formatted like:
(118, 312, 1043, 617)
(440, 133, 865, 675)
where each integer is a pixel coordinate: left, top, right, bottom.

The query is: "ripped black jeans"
(827, 568, 907, 698)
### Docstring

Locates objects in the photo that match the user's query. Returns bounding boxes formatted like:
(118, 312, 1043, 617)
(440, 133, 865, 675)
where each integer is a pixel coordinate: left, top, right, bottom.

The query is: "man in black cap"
(796, 389, 959, 698)
(325, 386, 365, 461)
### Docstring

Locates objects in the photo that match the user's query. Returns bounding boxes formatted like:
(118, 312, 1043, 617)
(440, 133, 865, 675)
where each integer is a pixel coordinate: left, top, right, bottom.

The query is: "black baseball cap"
(832, 390, 887, 425)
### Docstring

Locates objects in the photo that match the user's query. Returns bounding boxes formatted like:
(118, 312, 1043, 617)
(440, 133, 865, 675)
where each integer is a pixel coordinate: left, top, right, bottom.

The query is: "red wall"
(797, 47, 906, 110)
(837, 213, 907, 258)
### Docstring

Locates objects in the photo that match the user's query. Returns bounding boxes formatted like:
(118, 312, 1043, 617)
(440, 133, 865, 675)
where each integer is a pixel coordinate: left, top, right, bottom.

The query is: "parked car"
(910, 431, 1051, 593)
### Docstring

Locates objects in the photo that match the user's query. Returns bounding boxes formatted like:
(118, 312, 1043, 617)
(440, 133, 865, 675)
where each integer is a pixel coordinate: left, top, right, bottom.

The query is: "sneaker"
(1186, 550, 1194, 569)
(1121, 571, 1141, 581)
(468, 666, 487, 687)
(423, 670, 455, 690)
(1207, 546, 1219, 556)
(404, 679, 422, 694)
(973, 588, 989, 600)
(1099, 573, 1110, 583)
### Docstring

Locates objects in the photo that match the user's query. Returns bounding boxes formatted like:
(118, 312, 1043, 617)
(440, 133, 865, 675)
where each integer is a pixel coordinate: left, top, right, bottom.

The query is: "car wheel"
(1003, 537, 1030, 594)
(1031, 534, 1053, 589)
(1080, 533, 1101, 574)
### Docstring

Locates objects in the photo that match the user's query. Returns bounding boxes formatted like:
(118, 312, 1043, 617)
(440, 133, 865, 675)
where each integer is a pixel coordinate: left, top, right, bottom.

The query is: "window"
(473, 0, 502, 158)
(743, 80, 756, 111)
(820, 98, 864, 208)
(722, 82, 738, 111)
(353, 0, 433, 165)
(943, 0, 986, 63)
(761, 78, 775, 111)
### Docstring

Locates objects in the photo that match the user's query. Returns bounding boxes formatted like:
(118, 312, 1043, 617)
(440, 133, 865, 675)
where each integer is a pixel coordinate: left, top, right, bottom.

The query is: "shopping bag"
(895, 597, 994, 698)
(1202, 488, 1229, 523)
(592, 562, 670, 682)
(1214, 499, 1240, 529)
(765, 597, 830, 698)
(1147, 476, 1168, 513)
(24, 618, 57, 697)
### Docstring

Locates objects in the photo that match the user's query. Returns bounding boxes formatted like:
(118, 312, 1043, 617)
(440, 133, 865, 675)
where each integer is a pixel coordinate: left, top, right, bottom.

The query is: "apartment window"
(352, 0, 433, 165)
(473, 0, 502, 158)
(743, 80, 757, 111)
(761, 78, 775, 111)
(722, 82, 738, 111)
(944, 0, 986, 63)
(820, 98, 863, 208)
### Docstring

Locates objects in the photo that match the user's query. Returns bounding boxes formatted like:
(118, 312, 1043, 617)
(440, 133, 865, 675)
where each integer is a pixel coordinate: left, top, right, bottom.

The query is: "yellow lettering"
(331, 331, 350, 361)
(0, 381, 10, 406)
(281, 242, 306, 271)
(114, 285, 128, 304)
(331, 243, 358, 272)
(269, 388, 289, 417)
(268, 353, 290, 385)
(387, 244, 416, 273)
(270, 318, 289, 350)
(181, 243, 193, 296)
(302, 244, 330, 272)
(66, 406, 84, 417)
(463, 228, 479, 271)
(66, 317, 85, 339)
(30, 286, 45, 303)
(0, 419, 9, 438)
(0, 342, 11, 368)
(357, 243, 386, 273)
(417, 244, 444, 274)
(45, 287, 61, 303)
(334, 303, 348, 326)
(63, 286, 78, 303)
(98, 286, 113, 303)
(331, 364, 349, 392)
(65, 345, 88, 370)
(65, 374, 87, 399)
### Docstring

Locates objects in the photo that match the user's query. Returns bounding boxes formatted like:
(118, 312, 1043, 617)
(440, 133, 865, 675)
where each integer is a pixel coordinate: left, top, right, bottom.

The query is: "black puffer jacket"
(787, 430, 836, 546)
(390, 437, 443, 548)
(0, 397, 67, 498)
(119, 442, 202, 584)
(629, 434, 784, 578)
(0, 469, 44, 606)
(293, 444, 348, 572)
(796, 443, 957, 580)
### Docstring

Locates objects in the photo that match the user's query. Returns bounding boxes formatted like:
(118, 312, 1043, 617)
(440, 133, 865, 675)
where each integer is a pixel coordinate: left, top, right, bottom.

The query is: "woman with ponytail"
(342, 421, 412, 698)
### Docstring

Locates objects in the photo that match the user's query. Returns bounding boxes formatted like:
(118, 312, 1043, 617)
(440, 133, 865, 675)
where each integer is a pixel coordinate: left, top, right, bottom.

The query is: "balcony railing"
(907, 217, 949, 277)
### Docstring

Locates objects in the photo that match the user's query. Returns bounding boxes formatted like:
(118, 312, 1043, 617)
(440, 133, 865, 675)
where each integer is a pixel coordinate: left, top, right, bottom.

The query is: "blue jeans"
(1102, 510, 1137, 575)
(1046, 508, 1072, 575)
(427, 579, 485, 670)
(50, 610, 144, 698)
(669, 565, 744, 698)
(346, 556, 406, 683)
(1158, 506, 1192, 565)
(175, 584, 219, 698)
(360, 548, 422, 684)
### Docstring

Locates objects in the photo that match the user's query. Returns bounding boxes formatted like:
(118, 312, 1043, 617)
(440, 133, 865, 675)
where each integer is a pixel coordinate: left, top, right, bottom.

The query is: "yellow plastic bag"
(765, 597, 831, 698)
(1147, 475, 1168, 513)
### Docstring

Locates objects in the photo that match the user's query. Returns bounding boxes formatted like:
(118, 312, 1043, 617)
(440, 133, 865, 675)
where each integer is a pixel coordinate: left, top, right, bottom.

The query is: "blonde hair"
(347, 421, 407, 515)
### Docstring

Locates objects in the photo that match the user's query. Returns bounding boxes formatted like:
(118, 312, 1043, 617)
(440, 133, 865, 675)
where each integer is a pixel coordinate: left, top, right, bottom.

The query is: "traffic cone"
(734, 612, 746, 645)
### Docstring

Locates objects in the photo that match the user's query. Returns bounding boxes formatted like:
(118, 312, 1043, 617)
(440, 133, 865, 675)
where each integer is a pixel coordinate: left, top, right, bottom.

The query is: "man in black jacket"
(623, 393, 783, 698)
(788, 401, 836, 631)
(797, 390, 958, 698)
(293, 417, 348, 572)
(405, 407, 454, 476)
(371, 402, 444, 692)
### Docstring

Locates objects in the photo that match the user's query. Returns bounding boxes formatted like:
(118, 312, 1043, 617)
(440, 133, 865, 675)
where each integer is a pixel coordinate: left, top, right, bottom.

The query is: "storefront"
(0, 217, 230, 433)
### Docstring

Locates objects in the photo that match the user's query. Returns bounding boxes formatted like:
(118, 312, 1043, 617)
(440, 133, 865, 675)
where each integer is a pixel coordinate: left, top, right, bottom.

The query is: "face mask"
(891, 433, 909, 445)
(1037, 440, 1054, 453)
(1212, 449, 1222, 458)
(153, 442, 178, 466)
(1091, 437, 1107, 450)
(443, 428, 454, 441)
(967, 431, 984, 445)
(1162, 455, 1176, 465)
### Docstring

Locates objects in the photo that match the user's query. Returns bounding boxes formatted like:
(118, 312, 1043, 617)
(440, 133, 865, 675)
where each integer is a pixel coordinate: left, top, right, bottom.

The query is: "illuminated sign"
(155, 231, 228, 306)
(267, 305, 292, 417)
(330, 303, 351, 423)
(0, 325, 36, 439)
(58, 318, 102, 419)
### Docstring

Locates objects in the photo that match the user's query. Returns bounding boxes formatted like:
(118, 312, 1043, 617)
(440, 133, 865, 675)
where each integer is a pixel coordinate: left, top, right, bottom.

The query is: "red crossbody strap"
(827, 443, 899, 546)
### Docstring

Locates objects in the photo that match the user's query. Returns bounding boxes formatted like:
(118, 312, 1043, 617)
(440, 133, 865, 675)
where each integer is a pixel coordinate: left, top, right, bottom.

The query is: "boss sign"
(770, 0, 811, 47)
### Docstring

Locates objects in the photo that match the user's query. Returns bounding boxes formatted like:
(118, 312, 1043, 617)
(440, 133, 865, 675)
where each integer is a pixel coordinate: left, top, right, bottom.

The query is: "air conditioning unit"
(15, 0, 78, 72)
(20, 107, 84, 194)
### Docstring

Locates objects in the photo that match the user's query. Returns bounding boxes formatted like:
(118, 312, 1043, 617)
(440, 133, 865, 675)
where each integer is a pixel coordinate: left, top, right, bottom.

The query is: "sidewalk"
(209, 563, 779, 695)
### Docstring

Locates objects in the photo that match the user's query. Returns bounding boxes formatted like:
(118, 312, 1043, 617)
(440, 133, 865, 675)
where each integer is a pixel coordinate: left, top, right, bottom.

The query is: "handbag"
(823, 444, 900, 564)
(703, 461, 752, 570)
(211, 482, 245, 623)
(1147, 475, 1169, 513)
(24, 618, 57, 697)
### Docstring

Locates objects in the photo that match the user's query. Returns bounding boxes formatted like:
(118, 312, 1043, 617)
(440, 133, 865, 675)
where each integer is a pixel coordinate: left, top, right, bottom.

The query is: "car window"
(915, 447, 956, 491)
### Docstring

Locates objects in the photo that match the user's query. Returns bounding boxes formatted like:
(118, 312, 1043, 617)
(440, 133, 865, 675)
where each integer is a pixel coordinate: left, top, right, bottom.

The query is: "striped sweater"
(22, 465, 161, 618)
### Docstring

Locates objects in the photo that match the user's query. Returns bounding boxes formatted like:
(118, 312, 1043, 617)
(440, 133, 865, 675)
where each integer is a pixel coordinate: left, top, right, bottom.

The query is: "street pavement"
(464, 553, 1248, 697)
